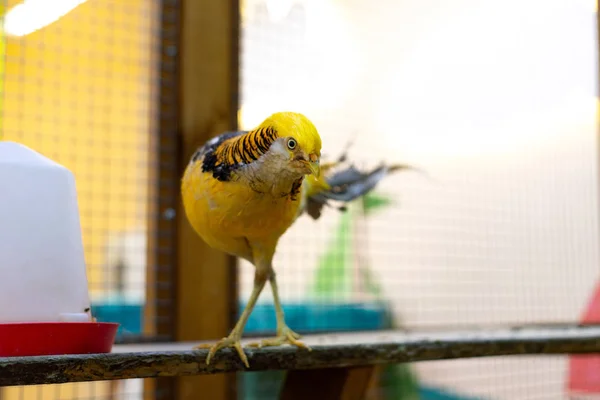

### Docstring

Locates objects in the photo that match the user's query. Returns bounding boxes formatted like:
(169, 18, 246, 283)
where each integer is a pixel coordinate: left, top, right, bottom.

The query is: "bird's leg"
(193, 271, 267, 368)
(247, 272, 311, 351)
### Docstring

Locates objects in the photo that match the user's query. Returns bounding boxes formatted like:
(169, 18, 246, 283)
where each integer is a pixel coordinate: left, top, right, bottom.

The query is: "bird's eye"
(287, 138, 297, 150)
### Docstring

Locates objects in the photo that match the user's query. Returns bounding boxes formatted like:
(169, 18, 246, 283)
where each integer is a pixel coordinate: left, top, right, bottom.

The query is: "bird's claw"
(247, 326, 311, 351)
(193, 335, 249, 368)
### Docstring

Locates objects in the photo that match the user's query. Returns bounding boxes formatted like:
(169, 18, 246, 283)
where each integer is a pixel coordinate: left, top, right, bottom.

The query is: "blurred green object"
(307, 192, 484, 399)
(308, 192, 421, 399)
(362, 192, 393, 215)
(309, 210, 352, 299)
(309, 192, 392, 299)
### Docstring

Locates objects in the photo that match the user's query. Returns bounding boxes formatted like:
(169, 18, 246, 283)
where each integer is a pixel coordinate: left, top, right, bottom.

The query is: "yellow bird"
(181, 111, 407, 367)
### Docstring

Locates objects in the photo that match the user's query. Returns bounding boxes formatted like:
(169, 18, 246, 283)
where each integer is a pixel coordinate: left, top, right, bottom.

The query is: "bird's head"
(258, 111, 322, 177)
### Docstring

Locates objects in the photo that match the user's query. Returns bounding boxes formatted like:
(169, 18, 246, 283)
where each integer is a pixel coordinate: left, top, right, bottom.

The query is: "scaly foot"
(193, 333, 249, 368)
(247, 326, 311, 350)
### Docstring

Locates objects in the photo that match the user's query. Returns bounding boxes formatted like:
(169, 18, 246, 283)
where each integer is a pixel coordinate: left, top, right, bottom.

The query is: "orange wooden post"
(175, 0, 240, 399)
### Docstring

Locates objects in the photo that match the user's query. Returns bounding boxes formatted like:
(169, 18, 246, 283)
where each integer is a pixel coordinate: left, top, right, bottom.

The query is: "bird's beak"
(300, 159, 320, 177)
(299, 153, 320, 176)
(308, 160, 320, 177)
(308, 153, 321, 177)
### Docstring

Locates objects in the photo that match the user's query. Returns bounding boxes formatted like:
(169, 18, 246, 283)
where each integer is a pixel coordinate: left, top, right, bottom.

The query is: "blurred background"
(0, 0, 598, 399)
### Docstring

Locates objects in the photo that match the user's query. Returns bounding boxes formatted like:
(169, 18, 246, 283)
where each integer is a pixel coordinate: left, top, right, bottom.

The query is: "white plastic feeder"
(0, 141, 92, 323)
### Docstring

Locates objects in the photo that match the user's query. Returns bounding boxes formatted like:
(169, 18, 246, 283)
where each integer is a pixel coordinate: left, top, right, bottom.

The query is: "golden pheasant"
(181, 111, 406, 367)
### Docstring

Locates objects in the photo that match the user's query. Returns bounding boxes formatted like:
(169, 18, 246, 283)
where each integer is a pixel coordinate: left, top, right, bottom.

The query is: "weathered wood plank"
(1, 327, 600, 387)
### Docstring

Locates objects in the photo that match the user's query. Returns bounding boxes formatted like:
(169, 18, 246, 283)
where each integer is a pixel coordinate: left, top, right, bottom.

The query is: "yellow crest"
(257, 112, 322, 157)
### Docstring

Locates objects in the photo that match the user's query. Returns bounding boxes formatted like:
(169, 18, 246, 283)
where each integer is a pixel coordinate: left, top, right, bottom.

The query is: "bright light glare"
(4, 0, 87, 37)
(265, 0, 294, 22)
(374, 0, 596, 161)
(240, 0, 360, 124)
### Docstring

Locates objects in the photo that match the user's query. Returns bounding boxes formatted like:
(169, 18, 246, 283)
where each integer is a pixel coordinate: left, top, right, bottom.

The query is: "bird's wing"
(301, 140, 418, 220)
(302, 163, 412, 220)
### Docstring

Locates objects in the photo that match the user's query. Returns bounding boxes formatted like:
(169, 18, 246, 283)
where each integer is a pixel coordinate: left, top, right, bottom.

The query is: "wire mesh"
(1, 0, 598, 398)
(0, 0, 173, 398)
(237, 0, 599, 398)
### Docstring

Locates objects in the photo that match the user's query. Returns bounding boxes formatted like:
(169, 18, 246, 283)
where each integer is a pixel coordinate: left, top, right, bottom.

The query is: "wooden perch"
(1, 326, 600, 388)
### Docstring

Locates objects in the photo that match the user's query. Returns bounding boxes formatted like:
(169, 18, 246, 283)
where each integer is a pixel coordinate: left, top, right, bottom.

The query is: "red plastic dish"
(0, 322, 119, 357)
